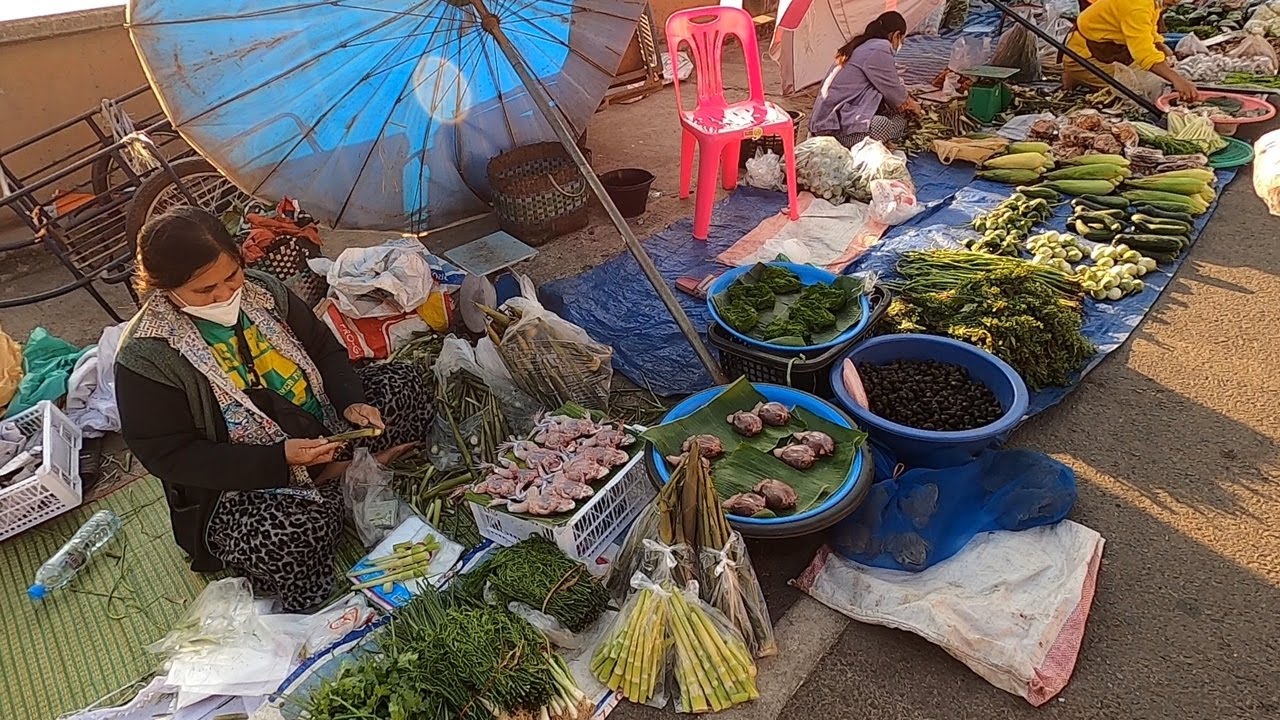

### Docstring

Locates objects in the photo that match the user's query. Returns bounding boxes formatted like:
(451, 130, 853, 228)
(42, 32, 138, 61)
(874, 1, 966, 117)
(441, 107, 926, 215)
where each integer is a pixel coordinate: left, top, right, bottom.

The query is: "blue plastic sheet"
(541, 188, 788, 395)
(829, 447, 1077, 571)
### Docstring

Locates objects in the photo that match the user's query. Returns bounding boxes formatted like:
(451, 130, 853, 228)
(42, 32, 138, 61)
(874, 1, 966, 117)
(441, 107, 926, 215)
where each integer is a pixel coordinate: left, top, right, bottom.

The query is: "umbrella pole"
(985, 0, 1164, 120)
(473, 4, 728, 385)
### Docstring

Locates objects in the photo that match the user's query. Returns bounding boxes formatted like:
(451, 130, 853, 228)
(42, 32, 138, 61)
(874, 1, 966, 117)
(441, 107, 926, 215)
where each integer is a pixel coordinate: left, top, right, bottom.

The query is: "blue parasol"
(127, 0, 646, 231)
(128, 0, 727, 381)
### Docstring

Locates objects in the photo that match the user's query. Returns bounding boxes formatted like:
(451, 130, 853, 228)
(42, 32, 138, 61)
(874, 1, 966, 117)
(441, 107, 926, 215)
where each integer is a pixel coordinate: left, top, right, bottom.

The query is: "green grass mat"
(0, 478, 206, 720)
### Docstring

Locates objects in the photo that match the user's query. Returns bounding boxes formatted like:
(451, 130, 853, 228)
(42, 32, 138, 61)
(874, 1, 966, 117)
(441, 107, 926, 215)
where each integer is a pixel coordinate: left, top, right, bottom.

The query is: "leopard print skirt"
(207, 482, 344, 612)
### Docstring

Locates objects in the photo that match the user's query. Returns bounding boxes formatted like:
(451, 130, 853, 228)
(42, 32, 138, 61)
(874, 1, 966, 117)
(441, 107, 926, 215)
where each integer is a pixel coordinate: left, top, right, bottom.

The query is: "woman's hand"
(285, 438, 342, 466)
(900, 98, 924, 116)
(344, 403, 385, 429)
(1173, 75, 1200, 102)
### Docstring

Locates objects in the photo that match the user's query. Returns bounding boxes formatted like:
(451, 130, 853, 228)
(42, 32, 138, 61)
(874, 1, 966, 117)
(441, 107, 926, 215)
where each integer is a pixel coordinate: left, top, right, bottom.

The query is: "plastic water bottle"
(28, 510, 123, 601)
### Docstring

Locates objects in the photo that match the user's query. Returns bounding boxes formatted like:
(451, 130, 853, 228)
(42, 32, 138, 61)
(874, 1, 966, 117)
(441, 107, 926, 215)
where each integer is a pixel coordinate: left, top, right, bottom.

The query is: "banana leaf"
(712, 264, 865, 346)
(641, 377, 805, 458)
(711, 408, 867, 516)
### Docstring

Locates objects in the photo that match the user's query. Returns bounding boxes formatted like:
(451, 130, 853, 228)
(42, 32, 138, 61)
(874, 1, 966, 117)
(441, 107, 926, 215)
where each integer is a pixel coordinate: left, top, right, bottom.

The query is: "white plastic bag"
(1112, 64, 1167, 102)
(1252, 128, 1280, 215)
(1175, 32, 1211, 59)
(1230, 33, 1279, 73)
(869, 179, 925, 225)
(496, 276, 613, 411)
(745, 149, 785, 191)
(342, 448, 409, 547)
(309, 237, 437, 318)
(794, 136, 858, 202)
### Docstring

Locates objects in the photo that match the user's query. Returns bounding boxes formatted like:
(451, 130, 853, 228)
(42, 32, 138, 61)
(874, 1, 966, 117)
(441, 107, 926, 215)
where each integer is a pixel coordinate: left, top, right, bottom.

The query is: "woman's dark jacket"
(115, 273, 364, 571)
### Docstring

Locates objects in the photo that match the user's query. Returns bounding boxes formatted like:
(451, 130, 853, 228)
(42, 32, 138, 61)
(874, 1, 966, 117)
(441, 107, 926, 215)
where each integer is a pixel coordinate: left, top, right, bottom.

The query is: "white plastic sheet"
(64, 323, 126, 438)
(796, 521, 1105, 706)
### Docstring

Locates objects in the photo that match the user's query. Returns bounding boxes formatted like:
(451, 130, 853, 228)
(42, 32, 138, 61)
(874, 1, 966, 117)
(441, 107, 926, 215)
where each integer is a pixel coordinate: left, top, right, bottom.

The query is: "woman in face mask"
(809, 11, 922, 148)
(115, 206, 413, 611)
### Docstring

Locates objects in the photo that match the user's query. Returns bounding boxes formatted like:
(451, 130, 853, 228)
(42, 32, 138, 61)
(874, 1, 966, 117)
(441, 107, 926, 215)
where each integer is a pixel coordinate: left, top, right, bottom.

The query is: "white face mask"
(174, 286, 243, 327)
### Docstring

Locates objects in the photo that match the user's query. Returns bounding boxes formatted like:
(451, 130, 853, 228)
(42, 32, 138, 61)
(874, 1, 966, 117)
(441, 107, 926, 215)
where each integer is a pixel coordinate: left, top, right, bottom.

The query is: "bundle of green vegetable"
(300, 588, 588, 720)
(349, 538, 443, 592)
(887, 257, 1094, 388)
(967, 189, 1058, 255)
(591, 578, 759, 711)
(713, 263, 864, 346)
(455, 536, 611, 633)
(391, 455, 484, 548)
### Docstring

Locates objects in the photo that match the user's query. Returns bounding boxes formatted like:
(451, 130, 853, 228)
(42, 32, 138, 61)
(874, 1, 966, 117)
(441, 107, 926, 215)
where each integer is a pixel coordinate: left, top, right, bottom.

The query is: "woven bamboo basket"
(487, 142, 592, 245)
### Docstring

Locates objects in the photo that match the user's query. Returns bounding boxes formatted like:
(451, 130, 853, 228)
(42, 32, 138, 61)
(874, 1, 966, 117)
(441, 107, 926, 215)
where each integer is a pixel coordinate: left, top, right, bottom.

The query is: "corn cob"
(1121, 190, 1208, 214)
(1144, 168, 1215, 183)
(1065, 154, 1130, 167)
(983, 152, 1052, 170)
(1043, 164, 1129, 181)
(1122, 176, 1211, 195)
(977, 168, 1044, 184)
(1037, 179, 1119, 196)
(1006, 141, 1052, 154)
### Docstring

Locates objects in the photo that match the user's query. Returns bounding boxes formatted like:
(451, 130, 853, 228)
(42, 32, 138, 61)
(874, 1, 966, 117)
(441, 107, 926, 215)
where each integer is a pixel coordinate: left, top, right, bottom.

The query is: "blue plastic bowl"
(706, 262, 873, 353)
(648, 383, 866, 527)
(828, 334, 1029, 469)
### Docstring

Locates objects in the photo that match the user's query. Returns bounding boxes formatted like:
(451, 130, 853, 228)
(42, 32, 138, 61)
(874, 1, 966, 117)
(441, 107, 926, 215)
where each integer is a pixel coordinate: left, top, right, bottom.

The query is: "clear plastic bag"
(1252, 128, 1280, 215)
(146, 577, 272, 658)
(948, 35, 991, 73)
(849, 138, 913, 203)
(1112, 64, 1168, 102)
(1230, 33, 1279, 73)
(869, 179, 924, 225)
(1175, 32, 1210, 59)
(794, 136, 857, 203)
(668, 580, 760, 713)
(429, 337, 514, 470)
(744, 149, 785, 191)
(990, 22, 1041, 83)
(700, 533, 777, 658)
(507, 600, 583, 649)
(343, 448, 409, 547)
(590, 571, 672, 708)
(495, 278, 613, 411)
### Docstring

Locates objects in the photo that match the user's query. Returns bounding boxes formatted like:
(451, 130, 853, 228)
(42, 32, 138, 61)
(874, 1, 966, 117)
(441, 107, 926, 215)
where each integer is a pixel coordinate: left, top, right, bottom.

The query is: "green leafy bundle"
(886, 265, 1095, 389)
(456, 536, 611, 632)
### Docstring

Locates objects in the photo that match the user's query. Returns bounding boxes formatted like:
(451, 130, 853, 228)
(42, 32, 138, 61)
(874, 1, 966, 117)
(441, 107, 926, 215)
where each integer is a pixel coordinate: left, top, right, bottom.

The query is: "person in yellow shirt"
(1062, 0, 1199, 101)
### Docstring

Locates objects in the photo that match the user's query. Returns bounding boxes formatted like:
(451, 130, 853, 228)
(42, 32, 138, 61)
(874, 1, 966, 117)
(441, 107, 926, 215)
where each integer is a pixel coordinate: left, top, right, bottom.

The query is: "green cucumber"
(1115, 233, 1186, 253)
(1133, 204, 1195, 224)
(1135, 200, 1203, 216)
(1074, 218, 1117, 241)
(1016, 185, 1062, 201)
(1079, 193, 1130, 209)
(1133, 213, 1192, 234)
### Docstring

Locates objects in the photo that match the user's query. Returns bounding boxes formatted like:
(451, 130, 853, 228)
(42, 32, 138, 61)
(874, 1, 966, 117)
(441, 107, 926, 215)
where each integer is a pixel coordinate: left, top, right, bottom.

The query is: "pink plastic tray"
(1156, 91, 1276, 136)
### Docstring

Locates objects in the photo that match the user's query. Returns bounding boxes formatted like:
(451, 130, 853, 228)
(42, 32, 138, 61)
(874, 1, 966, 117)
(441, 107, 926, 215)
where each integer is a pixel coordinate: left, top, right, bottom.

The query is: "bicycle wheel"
(124, 157, 257, 242)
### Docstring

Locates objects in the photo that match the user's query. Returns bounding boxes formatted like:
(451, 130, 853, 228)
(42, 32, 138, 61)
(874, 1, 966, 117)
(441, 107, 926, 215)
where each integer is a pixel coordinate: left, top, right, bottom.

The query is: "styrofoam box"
(470, 450, 655, 562)
(0, 401, 84, 541)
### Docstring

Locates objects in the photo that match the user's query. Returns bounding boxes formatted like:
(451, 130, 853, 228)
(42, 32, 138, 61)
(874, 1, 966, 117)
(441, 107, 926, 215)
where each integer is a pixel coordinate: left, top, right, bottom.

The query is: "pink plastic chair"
(665, 6, 799, 241)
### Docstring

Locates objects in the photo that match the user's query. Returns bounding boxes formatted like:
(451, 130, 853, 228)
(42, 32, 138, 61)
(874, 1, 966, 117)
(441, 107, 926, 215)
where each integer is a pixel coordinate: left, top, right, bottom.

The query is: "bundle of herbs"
(300, 587, 588, 720)
(432, 351, 511, 471)
(885, 257, 1095, 389)
(455, 536, 611, 633)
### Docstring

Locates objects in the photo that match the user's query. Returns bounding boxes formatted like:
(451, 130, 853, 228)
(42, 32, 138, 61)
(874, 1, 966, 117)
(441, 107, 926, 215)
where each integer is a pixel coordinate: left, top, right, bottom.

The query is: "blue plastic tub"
(828, 334, 1029, 469)
(706, 262, 873, 354)
(648, 383, 871, 533)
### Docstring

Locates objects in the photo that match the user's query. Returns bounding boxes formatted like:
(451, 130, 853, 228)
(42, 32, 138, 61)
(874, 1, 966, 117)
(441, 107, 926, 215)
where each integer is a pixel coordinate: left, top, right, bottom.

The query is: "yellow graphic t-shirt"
(196, 314, 324, 420)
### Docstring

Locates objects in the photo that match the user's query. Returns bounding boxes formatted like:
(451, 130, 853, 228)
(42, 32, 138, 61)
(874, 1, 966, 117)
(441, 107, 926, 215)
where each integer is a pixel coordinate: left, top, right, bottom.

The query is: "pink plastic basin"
(1156, 91, 1276, 136)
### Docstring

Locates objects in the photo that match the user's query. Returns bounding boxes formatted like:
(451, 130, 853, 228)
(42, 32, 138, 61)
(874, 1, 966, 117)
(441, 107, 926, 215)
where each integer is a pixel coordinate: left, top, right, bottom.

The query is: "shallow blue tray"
(706, 262, 873, 354)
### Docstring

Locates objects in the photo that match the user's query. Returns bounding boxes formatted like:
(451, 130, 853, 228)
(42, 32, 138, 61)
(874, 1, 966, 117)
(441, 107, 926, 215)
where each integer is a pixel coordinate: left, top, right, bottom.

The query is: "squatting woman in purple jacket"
(808, 12, 922, 148)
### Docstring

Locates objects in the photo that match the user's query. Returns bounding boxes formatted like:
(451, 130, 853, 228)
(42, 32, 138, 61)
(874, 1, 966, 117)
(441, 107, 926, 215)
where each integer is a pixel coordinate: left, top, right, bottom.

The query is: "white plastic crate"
(470, 450, 656, 562)
(0, 401, 84, 541)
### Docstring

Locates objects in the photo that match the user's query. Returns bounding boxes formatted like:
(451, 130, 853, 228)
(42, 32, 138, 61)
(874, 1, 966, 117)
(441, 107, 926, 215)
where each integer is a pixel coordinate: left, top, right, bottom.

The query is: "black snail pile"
(859, 360, 1004, 431)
